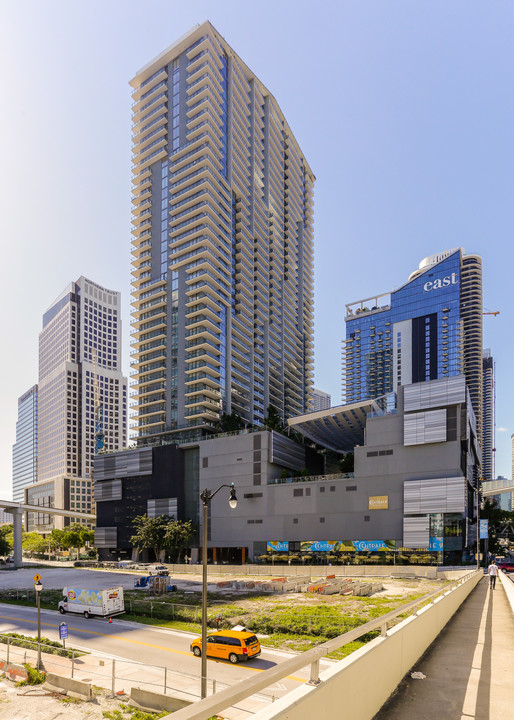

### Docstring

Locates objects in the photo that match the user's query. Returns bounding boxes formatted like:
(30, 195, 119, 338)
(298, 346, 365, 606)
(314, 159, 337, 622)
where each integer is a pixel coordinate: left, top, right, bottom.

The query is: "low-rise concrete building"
(94, 376, 480, 564)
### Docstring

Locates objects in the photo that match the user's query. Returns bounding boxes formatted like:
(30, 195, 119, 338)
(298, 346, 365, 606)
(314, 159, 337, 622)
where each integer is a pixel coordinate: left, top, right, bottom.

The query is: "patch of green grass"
(102, 707, 168, 720)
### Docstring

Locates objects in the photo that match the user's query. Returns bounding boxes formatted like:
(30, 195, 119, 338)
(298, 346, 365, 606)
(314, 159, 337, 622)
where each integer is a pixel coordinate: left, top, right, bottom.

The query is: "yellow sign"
(33, 574, 42, 583)
(369, 495, 388, 510)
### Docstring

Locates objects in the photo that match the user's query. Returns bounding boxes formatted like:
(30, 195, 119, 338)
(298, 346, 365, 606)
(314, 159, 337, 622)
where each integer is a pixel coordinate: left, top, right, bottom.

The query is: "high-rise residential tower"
(311, 388, 331, 412)
(130, 21, 314, 441)
(12, 385, 38, 503)
(343, 248, 484, 442)
(26, 278, 128, 530)
(482, 349, 494, 481)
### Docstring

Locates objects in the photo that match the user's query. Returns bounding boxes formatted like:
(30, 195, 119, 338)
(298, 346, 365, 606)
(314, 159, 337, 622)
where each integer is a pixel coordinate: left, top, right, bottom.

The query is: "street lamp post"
(34, 580, 43, 670)
(200, 483, 237, 699)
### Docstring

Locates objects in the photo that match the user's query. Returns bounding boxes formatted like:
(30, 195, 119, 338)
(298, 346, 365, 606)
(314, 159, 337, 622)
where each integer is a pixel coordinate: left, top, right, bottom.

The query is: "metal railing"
(0, 633, 276, 711)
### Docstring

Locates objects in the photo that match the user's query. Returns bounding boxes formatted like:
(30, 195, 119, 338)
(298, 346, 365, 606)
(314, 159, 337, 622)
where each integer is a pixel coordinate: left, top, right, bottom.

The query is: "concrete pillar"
(12, 507, 23, 568)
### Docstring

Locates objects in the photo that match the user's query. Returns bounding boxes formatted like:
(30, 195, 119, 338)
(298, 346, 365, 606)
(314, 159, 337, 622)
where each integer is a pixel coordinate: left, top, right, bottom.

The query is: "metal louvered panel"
(147, 498, 178, 519)
(403, 376, 466, 412)
(271, 431, 305, 470)
(93, 448, 153, 481)
(404, 477, 465, 514)
(446, 477, 466, 512)
(94, 527, 117, 548)
(425, 409, 447, 443)
(404, 409, 446, 445)
(94, 480, 122, 502)
(403, 516, 429, 548)
(404, 479, 422, 513)
(419, 478, 446, 513)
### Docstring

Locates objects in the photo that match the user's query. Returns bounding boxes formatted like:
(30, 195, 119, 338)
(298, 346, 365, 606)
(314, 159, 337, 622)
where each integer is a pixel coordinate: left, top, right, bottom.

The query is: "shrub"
(17, 663, 45, 686)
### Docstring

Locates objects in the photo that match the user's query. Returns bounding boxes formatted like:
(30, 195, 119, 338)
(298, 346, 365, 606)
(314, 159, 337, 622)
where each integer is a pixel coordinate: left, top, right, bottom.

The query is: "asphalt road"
(0, 600, 332, 699)
(0, 566, 201, 592)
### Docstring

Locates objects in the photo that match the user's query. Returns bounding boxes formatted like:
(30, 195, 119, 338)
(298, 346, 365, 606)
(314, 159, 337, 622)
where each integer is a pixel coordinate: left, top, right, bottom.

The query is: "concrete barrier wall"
(44, 672, 92, 701)
(130, 687, 192, 713)
(250, 571, 482, 720)
(499, 570, 514, 612)
(0, 660, 28, 682)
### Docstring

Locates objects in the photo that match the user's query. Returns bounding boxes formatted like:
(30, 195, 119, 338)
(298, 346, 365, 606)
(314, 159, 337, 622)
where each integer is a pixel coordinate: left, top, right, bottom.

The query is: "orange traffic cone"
(109, 617, 112, 623)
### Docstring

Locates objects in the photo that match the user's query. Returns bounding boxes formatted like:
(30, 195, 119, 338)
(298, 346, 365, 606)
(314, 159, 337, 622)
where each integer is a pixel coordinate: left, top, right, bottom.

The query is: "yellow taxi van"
(190, 630, 261, 663)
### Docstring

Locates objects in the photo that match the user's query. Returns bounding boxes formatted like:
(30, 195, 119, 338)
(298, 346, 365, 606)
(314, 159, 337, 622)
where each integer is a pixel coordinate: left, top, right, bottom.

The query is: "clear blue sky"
(1, 1, 512, 498)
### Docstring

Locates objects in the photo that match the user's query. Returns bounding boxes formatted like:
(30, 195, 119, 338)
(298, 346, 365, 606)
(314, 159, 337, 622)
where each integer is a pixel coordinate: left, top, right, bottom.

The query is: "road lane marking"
(0, 613, 305, 682)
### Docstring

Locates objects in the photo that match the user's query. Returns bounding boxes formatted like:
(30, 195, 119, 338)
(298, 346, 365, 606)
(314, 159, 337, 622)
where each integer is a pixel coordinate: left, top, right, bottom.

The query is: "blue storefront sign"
(267, 541, 289, 552)
(429, 537, 444, 551)
(352, 540, 389, 552)
(479, 520, 489, 539)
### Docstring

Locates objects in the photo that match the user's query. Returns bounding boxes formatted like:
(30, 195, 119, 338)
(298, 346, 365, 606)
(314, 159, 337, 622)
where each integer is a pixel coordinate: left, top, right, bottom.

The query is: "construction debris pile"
(216, 575, 383, 596)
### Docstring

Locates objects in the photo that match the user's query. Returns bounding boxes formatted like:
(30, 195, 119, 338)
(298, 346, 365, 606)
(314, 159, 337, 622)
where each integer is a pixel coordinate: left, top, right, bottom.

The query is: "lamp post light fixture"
(199, 483, 237, 699)
(34, 580, 44, 670)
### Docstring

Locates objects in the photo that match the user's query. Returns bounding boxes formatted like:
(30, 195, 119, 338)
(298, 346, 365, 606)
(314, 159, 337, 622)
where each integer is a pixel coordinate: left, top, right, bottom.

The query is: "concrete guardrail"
(499, 570, 514, 613)
(44, 671, 93, 701)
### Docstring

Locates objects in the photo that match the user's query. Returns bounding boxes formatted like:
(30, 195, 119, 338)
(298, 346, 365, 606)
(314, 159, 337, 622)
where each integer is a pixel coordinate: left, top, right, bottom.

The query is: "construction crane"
(483, 309, 500, 316)
(92, 348, 105, 454)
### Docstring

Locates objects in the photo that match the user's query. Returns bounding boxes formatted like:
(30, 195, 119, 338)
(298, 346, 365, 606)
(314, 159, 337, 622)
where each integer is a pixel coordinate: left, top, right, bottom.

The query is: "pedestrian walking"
(488, 559, 498, 589)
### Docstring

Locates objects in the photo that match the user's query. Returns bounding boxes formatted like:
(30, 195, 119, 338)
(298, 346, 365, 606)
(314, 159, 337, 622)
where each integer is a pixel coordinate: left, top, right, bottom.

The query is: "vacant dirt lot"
(0, 677, 151, 720)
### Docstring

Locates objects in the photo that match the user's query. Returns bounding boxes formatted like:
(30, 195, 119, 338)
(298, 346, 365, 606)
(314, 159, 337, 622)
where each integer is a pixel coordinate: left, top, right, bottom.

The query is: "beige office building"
(130, 21, 314, 441)
(28, 277, 127, 531)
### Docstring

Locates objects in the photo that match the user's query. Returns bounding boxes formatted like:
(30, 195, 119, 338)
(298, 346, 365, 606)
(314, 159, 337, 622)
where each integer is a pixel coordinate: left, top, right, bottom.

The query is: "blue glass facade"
(345, 251, 463, 403)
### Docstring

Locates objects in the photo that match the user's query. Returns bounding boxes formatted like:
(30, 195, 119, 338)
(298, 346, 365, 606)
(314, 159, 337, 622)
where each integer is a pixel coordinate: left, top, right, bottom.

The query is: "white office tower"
(130, 21, 315, 441)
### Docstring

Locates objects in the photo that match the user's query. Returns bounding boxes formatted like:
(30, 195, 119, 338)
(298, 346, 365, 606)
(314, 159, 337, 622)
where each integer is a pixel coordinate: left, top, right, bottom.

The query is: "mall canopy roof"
(287, 397, 388, 453)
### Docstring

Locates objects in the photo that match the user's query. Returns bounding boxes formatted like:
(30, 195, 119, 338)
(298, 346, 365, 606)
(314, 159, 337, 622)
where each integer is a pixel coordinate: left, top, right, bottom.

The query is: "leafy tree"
(49, 528, 65, 551)
(481, 499, 514, 554)
(131, 515, 170, 562)
(264, 405, 285, 433)
(340, 452, 354, 473)
(217, 412, 246, 433)
(0, 529, 11, 556)
(164, 519, 194, 562)
(131, 515, 195, 562)
(22, 532, 48, 555)
(61, 523, 94, 560)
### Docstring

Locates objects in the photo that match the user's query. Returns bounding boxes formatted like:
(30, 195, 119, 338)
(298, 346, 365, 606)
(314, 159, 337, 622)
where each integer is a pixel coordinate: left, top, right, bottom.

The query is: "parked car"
(148, 564, 169, 576)
(497, 559, 514, 572)
(190, 630, 261, 663)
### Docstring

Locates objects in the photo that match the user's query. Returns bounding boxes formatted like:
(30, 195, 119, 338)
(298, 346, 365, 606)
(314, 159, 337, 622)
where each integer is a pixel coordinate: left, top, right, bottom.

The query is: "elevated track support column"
(12, 507, 23, 568)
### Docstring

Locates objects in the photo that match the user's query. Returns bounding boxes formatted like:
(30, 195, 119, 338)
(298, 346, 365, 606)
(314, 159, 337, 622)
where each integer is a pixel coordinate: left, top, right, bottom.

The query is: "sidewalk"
(375, 574, 514, 720)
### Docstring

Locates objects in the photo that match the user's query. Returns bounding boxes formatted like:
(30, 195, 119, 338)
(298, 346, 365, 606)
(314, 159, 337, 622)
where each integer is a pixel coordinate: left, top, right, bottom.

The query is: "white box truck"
(58, 586, 124, 619)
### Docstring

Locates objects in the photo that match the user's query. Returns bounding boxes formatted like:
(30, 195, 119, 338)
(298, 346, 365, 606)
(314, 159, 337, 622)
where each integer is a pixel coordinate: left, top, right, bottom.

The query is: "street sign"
(59, 623, 68, 640)
(33, 574, 42, 583)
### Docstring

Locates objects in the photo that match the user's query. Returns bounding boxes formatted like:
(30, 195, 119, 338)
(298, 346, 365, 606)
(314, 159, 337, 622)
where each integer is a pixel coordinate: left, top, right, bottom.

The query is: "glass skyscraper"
(130, 21, 314, 441)
(343, 248, 484, 442)
(12, 385, 38, 503)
